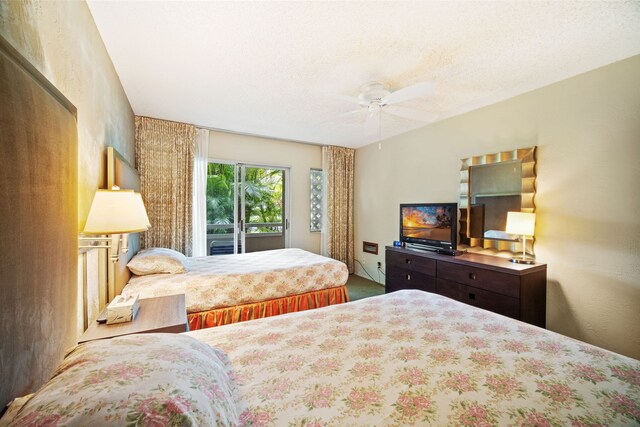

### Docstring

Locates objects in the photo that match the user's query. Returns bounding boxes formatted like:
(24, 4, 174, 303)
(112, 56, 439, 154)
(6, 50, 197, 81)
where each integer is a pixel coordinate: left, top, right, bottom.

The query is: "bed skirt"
(187, 285, 350, 330)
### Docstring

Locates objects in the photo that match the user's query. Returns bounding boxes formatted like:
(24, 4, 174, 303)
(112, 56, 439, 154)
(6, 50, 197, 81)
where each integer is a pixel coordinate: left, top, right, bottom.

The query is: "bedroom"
(0, 0, 638, 425)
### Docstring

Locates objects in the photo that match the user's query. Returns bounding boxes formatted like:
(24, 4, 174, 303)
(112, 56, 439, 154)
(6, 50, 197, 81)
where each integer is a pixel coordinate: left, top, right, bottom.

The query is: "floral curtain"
(323, 145, 355, 273)
(135, 116, 196, 255)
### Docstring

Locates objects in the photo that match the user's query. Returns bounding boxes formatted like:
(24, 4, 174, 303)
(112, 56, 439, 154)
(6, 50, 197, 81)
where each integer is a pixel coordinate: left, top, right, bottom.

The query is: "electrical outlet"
(377, 261, 382, 269)
(361, 258, 366, 265)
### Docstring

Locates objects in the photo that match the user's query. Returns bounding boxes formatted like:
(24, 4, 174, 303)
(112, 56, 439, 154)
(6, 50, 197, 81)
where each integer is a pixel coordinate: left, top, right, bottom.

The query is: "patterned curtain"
(135, 116, 196, 255)
(324, 145, 355, 273)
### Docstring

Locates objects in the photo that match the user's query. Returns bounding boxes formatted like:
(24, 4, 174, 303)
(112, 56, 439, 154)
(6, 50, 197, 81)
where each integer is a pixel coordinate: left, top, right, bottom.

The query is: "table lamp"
(505, 211, 535, 264)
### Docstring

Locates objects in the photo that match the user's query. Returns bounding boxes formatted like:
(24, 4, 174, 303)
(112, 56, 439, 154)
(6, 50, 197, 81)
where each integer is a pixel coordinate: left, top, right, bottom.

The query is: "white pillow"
(127, 247, 188, 275)
(7, 334, 239, 426)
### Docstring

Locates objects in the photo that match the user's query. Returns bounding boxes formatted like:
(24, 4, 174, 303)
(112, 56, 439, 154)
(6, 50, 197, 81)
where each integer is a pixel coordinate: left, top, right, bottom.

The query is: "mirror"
(458, 147, 536, 258)
(470, 160, 522, 240)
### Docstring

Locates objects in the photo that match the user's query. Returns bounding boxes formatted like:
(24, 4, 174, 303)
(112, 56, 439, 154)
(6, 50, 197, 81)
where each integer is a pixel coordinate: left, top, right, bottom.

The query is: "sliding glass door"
(206, 162, 237, 255)
(206, 161, 289, 255)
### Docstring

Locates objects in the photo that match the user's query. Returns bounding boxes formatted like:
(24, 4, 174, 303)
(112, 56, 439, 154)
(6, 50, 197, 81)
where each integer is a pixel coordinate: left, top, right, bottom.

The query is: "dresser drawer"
(387, 268, 436, 293)
(386, 251, 436, 276)
(385, 246, 546, 327)
(437, 261, 520, 298)
(465, 285, 520, 320)
(435, 278, 465, 300)
(437, 279, 520, 320)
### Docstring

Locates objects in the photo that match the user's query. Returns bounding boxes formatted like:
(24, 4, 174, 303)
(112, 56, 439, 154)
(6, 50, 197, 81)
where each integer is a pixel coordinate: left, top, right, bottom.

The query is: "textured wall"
(0, 0, 135, 228)
(208, 131, 322, 254)
(0, 1, 135, 338)
(354, 55, 640, 359)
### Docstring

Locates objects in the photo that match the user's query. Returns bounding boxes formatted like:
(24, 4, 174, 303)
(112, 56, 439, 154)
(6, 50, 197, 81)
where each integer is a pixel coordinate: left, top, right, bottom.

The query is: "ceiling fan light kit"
(358, 81, 391, 107)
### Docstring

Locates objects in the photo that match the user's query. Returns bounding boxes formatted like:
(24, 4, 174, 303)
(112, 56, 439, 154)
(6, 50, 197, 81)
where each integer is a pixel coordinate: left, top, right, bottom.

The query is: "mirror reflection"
(458, 147, 537, 258)
(469, 160, 522, 241)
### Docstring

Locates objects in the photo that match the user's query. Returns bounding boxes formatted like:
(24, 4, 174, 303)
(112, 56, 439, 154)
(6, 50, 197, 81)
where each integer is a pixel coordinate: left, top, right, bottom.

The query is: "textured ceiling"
(87, 1, 640, 148)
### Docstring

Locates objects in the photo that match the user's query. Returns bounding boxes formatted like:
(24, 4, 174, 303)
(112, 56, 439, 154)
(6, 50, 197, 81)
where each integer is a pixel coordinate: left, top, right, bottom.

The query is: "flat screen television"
(399, 203, 457, 251)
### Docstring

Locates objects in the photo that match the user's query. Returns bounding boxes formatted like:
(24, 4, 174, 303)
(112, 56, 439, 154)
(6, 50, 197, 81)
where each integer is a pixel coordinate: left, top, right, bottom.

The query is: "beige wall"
(208, 131, 322, 253)
(355, 55, 640, 359)
(0, 1, 135, 335)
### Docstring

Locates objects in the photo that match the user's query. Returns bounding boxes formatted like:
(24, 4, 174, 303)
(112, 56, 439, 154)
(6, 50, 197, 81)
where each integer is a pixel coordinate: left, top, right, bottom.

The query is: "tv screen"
(400, 203, 457, 251)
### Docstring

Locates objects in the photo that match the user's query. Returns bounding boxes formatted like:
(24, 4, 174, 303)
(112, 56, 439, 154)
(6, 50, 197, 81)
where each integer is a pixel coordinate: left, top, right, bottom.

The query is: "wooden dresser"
(385, 246, 547, 327)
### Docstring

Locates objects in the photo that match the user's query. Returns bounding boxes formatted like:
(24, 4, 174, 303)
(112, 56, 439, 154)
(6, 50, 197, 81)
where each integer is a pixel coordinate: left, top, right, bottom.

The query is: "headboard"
(0, 36, 78, 410)
(106, 147, 142, 301)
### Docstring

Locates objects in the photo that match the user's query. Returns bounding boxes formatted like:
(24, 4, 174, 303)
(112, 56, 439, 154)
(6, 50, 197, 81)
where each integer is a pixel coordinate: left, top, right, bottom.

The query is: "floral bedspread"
(123, 248, 348, 313)
(4, 334, 239, 426)
(188, 290, 640, 426)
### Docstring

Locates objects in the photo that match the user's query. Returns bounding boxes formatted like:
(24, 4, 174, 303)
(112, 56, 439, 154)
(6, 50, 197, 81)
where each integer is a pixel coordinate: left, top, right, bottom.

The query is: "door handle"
(285, 219, 289, 230)
(469, 273, 477, 280)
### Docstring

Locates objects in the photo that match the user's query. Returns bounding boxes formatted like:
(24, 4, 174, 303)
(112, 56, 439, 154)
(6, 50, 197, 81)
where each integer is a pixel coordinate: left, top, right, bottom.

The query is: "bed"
(189, 290, 640, 425)
(5, 290, 638, 426)
(121, 247, 350, 330)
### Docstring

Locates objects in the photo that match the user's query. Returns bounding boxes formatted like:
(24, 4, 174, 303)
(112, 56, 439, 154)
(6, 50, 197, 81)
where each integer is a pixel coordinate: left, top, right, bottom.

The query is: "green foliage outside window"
(206, 163, 283, 234)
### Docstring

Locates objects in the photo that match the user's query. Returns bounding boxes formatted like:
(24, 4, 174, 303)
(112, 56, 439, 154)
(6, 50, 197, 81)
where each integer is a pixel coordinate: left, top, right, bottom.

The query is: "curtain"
(192, 128, 209, 257)
(322, 145, 355, 273)
(320, 150, 329, 257)
(135, 116, 196, 255)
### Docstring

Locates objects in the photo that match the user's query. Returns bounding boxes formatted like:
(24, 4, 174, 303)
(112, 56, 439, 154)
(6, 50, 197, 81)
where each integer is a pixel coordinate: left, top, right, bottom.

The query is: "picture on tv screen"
(402, 205, 454, 242)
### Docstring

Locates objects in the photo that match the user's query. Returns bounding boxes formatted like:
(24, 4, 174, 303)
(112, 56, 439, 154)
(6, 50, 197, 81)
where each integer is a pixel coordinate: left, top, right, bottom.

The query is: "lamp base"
(509, 257, 535, 265)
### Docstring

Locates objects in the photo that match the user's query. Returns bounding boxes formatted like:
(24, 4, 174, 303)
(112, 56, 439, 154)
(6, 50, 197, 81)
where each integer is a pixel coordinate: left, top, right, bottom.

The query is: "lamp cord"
(354, 259, 385, 285)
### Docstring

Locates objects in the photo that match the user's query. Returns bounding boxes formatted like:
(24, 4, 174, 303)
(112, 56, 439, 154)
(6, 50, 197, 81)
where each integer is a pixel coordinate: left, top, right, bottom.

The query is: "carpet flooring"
(346, 274, 386, 301)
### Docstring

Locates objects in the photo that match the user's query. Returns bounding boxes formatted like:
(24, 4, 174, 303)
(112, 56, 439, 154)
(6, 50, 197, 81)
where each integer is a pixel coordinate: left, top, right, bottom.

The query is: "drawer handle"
(469, 273, 477, 280)
(405, 259, 411, 265)
(406, 274, 411, 281)
(469, 293, 476, 300)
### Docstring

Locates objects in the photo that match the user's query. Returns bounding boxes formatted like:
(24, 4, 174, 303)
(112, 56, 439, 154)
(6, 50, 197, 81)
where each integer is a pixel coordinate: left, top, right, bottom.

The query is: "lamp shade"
(83, 189, 150, 234)
(505, 212, 535, 236)
(134, 192, 152, 229)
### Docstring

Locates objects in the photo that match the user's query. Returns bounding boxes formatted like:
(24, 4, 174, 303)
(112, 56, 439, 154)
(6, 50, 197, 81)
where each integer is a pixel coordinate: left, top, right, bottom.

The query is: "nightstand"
(79, 294, 188, 344)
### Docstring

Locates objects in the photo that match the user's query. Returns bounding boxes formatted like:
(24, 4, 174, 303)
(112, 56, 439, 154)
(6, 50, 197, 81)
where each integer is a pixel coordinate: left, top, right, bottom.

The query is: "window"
(310, 169, 323, 232)
(206, 162, 289, 255)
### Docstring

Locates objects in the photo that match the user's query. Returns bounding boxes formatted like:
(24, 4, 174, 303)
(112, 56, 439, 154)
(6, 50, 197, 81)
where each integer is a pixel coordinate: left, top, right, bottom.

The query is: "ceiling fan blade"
(382, 82, 435, 105)
(364, 110, 380, 140)
(384, 105, 438, 122)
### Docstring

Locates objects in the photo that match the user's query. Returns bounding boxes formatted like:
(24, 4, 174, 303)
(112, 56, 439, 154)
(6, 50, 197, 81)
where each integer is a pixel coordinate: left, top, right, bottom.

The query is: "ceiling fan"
(332, 81, 438, 141)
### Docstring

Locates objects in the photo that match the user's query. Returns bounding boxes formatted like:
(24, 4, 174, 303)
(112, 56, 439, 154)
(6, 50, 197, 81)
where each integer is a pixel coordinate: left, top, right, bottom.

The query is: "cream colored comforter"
(122, 248, 348, 313)
(189, 290, 640, 426)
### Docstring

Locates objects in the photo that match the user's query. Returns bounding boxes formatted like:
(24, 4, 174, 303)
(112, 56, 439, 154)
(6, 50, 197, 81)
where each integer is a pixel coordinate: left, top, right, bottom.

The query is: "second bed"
(122, 248, 350, 330)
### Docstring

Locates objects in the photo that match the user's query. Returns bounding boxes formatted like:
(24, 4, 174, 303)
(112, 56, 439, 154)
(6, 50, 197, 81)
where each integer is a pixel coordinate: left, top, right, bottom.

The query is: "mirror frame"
(458, 147, 537, 258)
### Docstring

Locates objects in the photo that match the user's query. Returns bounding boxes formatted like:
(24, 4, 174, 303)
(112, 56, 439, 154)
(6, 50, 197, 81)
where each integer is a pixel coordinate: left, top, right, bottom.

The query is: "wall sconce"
(79, 187, 150, 262)
(505, 211, 536, 264)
